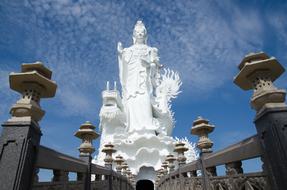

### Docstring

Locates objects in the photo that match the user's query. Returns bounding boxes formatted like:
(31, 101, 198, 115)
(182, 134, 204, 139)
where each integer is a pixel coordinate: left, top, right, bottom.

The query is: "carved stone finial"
(165, 154, 176, 172)
(161, 161, 169, 175)
(102, 143, 116, 168)
(191, 117, 215, 153)
(74, 121, 99, 156)
(174, 141, 188, 166)
(126, 168, 132, 178)
(156, 168, 164, 179)
(121, 162, 128, 176)
(8, 62, 57, 123)
(115, 155, 124, 173)
(234, 52, 286, 113)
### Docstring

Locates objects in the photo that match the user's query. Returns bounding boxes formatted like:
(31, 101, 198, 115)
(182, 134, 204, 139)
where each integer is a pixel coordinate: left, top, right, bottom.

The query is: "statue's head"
(133, 20, 147, 44)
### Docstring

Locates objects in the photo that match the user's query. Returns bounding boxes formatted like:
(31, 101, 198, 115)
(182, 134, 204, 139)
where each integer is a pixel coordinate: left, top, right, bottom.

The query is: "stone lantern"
(174, 141, 188, 166)
(234, 52, 287, 189)
(121, 162, 128, 176)
(156, 169, 163, 183)
(191, 116, 215, 154)
(9, 61, 57, 123)
(156, 169, 163, 180)
(159, 168, 165, 177)
(166, 154, 176, 172)
(126, 168, 132, 179)
(74, 121, 99, 157)
(161, 161, 169, 175)
(115, 155, 124, 173)
(0, 62, 57, 190)
(234, 52, 286, 113)
(102, 143, 116, 169)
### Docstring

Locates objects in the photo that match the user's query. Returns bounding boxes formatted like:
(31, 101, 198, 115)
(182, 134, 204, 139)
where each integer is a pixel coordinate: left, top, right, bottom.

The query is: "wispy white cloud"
(267, 9, 287, 47)
(0, 70, 17, 117)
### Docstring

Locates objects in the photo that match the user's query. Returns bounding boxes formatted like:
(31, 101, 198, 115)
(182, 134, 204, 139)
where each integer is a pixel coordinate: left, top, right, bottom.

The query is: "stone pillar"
(191, 116, 216, 190)
(126, 168, 132, 178)
(156, 170, 163, 184)
(234, 52, 287, 190)
(52, 170, 69, 182)
(0, 62, 57, 190)
(191, 116, 214, 154)
(102, 143, 116, 190)
(161, 161, 169, 175)
(121, 162, 128, 176)
(102, 143, 116, 169)
(74, 121, 99, 190)
(115, 155, 124, 173)
(166, 154, 176, 173)
(174, 141, 188, 166)
(225, 161, 243, 176)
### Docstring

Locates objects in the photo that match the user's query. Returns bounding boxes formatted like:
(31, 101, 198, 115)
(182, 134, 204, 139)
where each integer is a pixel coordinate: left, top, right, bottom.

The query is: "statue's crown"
(135, 20, 144, 27)
(134, 20, 146, 31)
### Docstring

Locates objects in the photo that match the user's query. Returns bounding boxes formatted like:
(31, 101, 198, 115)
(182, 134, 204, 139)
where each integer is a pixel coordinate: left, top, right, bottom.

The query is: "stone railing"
(156, 52, 287, 190)
(157, 135, 267, 190)
(31, 146, 133, 190)
(0, 62, 134, 190)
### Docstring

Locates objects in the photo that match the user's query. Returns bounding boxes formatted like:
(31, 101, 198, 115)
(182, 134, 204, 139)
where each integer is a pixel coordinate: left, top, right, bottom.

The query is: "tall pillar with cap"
(121, 162, 129, 177)
(191, 116, 214, 154)
(161, 161, 169, 175)
(0, 62, 57, 190)
(234, 52, 287, 190)
(191, 116, 216, 190)
(102, 143, 116, 169)
(174, 141, 188, 166)
(75, 121, 99, 158)
(166, 154, 176, 173)
(74, 121, 99, 190)
(115, 155, 124, 173)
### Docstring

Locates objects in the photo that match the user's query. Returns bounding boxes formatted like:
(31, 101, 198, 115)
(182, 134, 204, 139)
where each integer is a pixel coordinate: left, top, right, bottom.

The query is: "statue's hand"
(117, 42, 123, 54)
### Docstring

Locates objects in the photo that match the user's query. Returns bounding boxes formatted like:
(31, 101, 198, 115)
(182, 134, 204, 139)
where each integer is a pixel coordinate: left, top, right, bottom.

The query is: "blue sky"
(1, 0, 287, 180)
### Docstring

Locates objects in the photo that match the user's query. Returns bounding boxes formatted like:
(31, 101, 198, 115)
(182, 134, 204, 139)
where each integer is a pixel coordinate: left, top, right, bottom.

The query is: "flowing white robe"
(119, 44, 157, 133)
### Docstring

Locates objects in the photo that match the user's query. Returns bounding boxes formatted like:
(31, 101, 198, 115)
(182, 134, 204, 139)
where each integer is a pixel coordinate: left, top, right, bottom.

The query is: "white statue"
(95, 21, 196, 181)
(117, 20, 162, 133)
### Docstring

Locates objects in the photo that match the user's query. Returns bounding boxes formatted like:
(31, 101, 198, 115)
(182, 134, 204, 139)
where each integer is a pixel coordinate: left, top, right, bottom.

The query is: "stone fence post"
(234, 52, 287, 190)
(102, 143, 116, 190)
(0, 62, 57, 190)
(115, 154, 124, 174)
(75, 121, 99, 190)
(166, 154, 176, 173)
(174, 141, 188, 166)
(191, 116, 215, 190)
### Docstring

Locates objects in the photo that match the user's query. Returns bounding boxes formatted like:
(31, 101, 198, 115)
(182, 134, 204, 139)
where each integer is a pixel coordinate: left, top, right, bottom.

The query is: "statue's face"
(133, 27, 146, 44)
